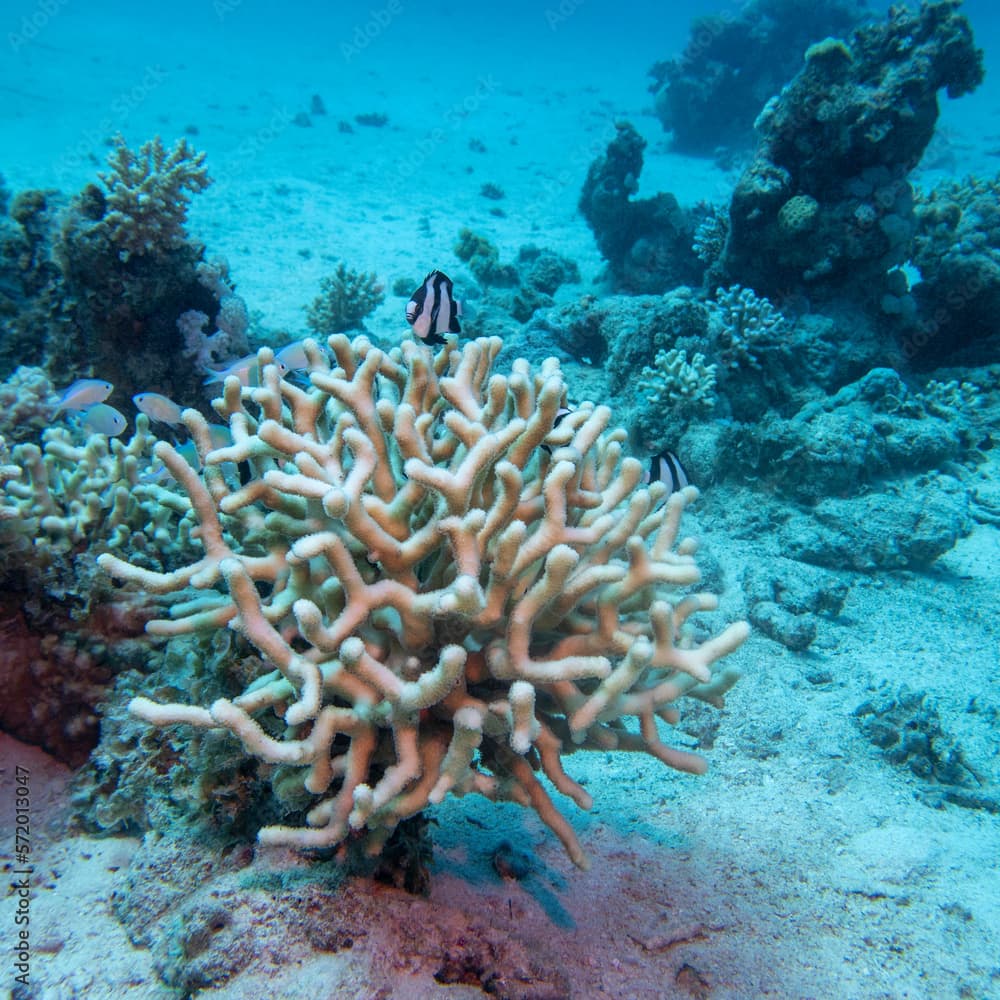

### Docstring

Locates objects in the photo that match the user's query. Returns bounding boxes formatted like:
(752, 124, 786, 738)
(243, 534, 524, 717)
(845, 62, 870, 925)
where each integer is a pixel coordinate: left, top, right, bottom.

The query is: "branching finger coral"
(0, 413, 195, 565)
(99, 336, 747, 869)
(708, 284, 788, 369)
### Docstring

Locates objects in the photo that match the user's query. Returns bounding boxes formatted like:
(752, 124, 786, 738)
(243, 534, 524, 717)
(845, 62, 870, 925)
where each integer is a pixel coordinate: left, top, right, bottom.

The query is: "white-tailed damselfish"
(643, 450, 689, 494)
(406, 270, 462, 345)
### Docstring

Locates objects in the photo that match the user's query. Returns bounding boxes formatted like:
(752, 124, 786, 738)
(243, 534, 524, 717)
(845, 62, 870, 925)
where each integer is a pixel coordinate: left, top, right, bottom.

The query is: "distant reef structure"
(553, 1, 996, 599)
(648, 0, 874, 158)
(577, 121, 705, 294)
(579, 0, 990, 371)
(909, 174, 1000, 367)
(722, 0, 984, 305)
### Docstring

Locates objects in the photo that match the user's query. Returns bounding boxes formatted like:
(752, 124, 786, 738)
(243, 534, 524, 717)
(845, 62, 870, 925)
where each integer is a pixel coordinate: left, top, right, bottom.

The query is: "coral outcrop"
(0, 135, 226, 407)
(305, 262, 385, 335)
(453, 231, 580, 324)
(55, 135, 221, 401)
(909, 173, 1000, 366)
(453, 228, 519, 289)
(725, 367, 963, 502)
(578, 122, 703, 293)
(855, 686, 998, 813)
(0, 187, 72, 380)
(722, 1, 984, 302)
(96, 135, 211, 261)
(713, 366, 981, 571)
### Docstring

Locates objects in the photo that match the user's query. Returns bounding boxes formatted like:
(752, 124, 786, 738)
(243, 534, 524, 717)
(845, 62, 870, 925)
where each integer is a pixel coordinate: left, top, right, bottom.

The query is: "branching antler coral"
(99, 335, 747, 869)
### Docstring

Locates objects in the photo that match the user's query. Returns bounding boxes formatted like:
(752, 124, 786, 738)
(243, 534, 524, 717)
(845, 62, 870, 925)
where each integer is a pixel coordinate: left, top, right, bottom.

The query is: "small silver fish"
(174, 440, 201, 471)
(275, 338, 325, 372)
(143, 440, 200, 484)
(81, 402, 127, 437)
(203, 354, 288, 386)
(406, 270, 462, 346)
(147, 426, 234, 482)
(205, 424, 234, 451)
(54, 378, 113, 413)
(643, 450, 689, 493)
(177, 426, 233, 468)
(133, 392, 184, 427)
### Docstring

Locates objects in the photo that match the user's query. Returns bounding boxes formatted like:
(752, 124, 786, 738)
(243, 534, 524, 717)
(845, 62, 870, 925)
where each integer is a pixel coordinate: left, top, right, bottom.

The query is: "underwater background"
(1, 1, 999, 998)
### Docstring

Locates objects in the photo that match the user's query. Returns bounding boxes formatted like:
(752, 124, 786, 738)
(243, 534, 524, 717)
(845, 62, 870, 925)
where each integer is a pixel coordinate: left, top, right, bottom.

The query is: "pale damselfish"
(54, 378, 114, 413)
(80, 402, 127, 437)
(406, 270, 462, 346)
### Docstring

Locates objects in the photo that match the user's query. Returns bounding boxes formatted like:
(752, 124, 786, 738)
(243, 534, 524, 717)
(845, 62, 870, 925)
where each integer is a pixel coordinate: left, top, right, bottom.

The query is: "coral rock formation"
(722, 1, 984, 301)
(648, 0, 872, 156)
(579, 122, 703, 293)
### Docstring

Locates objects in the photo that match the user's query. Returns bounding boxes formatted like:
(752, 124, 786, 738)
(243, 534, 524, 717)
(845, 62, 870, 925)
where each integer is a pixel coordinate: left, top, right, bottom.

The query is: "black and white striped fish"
(540, 406, 575, 455)
(643, 450, 689, 494)
(406, 270, 462, 345)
